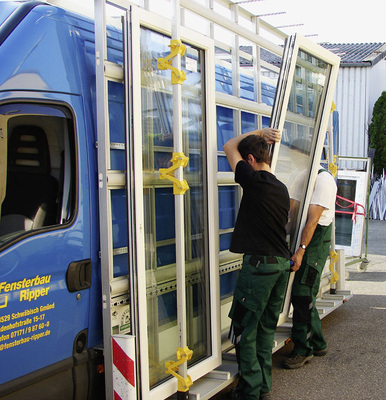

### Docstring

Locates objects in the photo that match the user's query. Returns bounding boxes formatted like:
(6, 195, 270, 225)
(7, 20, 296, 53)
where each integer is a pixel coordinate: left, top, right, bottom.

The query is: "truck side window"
(0, 104, 76, 246)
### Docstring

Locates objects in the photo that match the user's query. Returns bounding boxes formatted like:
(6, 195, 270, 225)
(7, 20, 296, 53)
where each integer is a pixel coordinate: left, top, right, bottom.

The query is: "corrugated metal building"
(320, 43, 386, 160)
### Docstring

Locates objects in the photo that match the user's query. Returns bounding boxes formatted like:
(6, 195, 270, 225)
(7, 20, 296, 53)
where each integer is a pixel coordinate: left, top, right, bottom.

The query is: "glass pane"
(220, 270, 237, 299)
(216, 106, 233, 172)
(218, 186, 237, 231)
(240, 56, 255, 101)
(261, 79, 277, 107)
(108, 81, 125, 170)
(335, 179, 356, 246)
(111, 189, 129, 276)
(140, 27, 209, 388)
(215, 47, 232, 95)
(0, 105, 76, 247)
(241, 111, 257, 133)
(275, 49, 330, 251)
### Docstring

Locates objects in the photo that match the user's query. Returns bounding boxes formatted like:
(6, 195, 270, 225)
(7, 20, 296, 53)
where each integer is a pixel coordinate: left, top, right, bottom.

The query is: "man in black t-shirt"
(224, 129, 291, 400)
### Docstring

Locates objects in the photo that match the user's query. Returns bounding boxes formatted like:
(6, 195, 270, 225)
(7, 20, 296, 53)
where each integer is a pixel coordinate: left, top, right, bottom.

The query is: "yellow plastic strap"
(157, 39, 187, 84)
(331, 101, 336, 113)
(159, 152, 189, 195)
(329, 250, 339, 284)
(326, 153, 338, 178)
(329, 160, 338, 178)
(165, 346, 193, 392)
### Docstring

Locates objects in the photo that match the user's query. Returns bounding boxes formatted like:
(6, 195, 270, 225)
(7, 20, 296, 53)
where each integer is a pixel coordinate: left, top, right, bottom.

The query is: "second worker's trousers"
(291, 223, 332, 356)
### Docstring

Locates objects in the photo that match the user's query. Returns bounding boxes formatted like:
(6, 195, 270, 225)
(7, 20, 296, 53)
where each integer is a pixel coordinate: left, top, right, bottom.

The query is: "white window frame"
(269, 34, 340, 326)
(130, 7, 220, 400)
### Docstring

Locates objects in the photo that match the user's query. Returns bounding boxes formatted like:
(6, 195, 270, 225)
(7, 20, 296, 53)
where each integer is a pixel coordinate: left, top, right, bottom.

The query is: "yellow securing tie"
(328, 161, 338, 178)
(165, 346, 193, 392)
(157, 39, 187, 84)
(326, 154, 338, 178)
(159, 152, 189, 195)
(329, 250, 339, 284)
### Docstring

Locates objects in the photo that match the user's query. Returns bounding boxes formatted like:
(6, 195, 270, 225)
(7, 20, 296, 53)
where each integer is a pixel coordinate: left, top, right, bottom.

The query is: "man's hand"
(223, 128, 281, 171)
(260, 128, 281, 144)
(290, 249, 304, 271)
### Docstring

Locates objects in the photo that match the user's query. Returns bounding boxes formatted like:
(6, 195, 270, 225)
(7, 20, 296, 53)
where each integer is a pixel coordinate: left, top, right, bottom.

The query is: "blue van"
(0, 2, 280, 399)
(0, 2, 120, 398)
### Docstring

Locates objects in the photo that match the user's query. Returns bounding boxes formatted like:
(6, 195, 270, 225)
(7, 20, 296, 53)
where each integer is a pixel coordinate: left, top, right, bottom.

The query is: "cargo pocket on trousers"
(301, 262, 319, 287)
(228, 299, 252, 345)
(292, 295, 313, 323)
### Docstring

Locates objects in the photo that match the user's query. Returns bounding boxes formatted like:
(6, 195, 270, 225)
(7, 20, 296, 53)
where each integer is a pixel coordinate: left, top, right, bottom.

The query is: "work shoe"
(260, 391, 272, 400)
(282, 352, 313, 369)
(313, 347, 328, 356)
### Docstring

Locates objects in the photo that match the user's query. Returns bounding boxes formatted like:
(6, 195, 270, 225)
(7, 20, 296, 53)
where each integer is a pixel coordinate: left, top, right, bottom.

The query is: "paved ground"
(361, 219, 386, 256)
(213, 219, 386, 400)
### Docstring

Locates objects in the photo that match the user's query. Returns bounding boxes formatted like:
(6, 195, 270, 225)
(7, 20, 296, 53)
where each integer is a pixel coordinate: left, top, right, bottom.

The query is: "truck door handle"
(66, 259, 92, 292)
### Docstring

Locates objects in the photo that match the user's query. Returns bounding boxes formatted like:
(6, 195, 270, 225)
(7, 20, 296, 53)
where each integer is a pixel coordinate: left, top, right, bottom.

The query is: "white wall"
(333, 59, 386, 161)
(368, 59, 386, 120)
(333, 66, 370, 159)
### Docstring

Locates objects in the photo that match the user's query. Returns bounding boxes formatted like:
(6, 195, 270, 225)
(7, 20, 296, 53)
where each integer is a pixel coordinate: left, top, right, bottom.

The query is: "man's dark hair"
(238, 135, 270, 164)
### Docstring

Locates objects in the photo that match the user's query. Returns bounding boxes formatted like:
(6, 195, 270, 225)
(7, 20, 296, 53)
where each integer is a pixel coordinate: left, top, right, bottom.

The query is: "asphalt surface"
(213, 219, 386, 400)
(362, 219, 386, 256)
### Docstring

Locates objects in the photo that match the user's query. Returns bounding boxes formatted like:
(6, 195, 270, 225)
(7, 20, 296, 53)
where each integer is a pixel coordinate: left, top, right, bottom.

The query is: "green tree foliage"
(369, 91, 386, 175)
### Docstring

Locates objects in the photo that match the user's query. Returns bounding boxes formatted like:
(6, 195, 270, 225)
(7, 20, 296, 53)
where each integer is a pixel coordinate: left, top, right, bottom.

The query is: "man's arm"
(286, 198, 300, 235)
(291, 204, 325, 271)
(223, 128, 281, 172)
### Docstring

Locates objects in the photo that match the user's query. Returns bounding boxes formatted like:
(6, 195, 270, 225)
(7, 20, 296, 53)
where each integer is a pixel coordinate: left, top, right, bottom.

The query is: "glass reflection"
(140, 28, 209, 388)
(275, 50, 329, 251)
(335, 179, 356, 246)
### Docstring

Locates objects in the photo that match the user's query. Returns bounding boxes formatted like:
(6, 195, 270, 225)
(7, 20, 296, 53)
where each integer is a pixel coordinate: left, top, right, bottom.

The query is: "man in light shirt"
(283, 166, 337, 369)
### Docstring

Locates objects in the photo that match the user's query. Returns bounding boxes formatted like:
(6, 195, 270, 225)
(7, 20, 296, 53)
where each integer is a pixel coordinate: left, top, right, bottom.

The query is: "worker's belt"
(248, 255, 278, 265)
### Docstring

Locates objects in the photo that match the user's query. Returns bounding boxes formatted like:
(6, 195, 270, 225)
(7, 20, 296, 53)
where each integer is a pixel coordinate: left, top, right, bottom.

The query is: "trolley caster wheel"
(357, 260, 369, 273)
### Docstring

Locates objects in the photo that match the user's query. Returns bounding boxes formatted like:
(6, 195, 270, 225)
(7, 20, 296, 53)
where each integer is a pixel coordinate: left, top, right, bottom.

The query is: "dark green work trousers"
(229, 255, 290, 399)
(291, 223, 332, 356)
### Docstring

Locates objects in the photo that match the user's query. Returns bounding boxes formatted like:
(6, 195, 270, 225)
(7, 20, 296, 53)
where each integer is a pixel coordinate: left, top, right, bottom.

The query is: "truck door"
(0, 101, 92, 398)
(130, 8, 220, 400)
(269, 35, 340, 325)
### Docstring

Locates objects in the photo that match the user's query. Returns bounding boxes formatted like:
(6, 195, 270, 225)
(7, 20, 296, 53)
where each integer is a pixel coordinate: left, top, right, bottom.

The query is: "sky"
(235, 0, 384, 44)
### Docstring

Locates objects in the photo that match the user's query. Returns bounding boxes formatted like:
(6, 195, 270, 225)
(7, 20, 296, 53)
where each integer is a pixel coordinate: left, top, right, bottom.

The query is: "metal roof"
(320, 42, 386, 67)
(248, 42, 386, 68)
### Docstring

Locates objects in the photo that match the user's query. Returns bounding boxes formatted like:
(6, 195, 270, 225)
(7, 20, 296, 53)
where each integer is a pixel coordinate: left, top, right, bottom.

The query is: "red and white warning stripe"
(112, 335, 136, 400)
